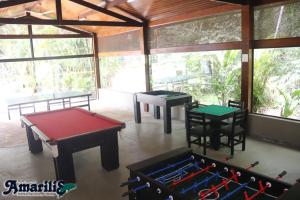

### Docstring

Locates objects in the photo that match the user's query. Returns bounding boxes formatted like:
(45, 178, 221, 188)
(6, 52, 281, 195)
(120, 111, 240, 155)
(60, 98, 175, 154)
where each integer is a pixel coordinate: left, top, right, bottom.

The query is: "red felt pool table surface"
(24, 107, 124, 141)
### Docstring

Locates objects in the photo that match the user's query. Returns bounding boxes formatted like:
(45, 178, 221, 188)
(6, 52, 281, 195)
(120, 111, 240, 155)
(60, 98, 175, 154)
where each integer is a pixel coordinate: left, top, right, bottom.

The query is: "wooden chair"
(228, 100, 244, 109)
(185, 101, 212, 155)
(222, 100, 245, 126)
(219, 109, 248, 156)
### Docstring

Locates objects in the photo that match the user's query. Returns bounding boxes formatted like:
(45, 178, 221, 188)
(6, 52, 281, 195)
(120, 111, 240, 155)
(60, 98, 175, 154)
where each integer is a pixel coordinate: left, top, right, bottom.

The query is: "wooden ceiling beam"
(55, 0, 62, 23)
(211, 0, 247, 5)
(69, 0, 142, 25)
(0, 17, 142, 27)
(106, 0, 128, 8)
(79, 0, 128, 19)
(0, 0, 37, 8)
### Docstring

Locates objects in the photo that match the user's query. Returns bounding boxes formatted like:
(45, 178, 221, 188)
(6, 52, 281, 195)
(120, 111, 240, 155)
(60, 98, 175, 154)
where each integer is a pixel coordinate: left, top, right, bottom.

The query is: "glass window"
(253, 47, 300, 120)
(254, 2, 300, 40)
(32, 25, 78, 35)
(34, 57, 96, 94)
(0, 61, 34, 98)
(0, 58, 95, 102)
(99, 31, 141, 53)
(33, 38, 93, 57)
(0, 24, 28, 35)
(100, 55, 146, 93)
(0, 39, 31, 59)
(151, 50, 242, 105)
(150, 11, 241, 49)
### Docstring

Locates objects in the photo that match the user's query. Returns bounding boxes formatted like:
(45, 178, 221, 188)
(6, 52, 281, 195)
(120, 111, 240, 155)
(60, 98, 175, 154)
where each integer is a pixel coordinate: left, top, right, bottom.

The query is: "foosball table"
(121, 148, 300, 200)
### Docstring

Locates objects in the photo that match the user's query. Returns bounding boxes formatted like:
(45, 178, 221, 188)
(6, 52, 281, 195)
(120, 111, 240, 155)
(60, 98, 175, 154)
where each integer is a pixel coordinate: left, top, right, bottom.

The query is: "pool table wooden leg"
(153, 106, 160, 119)
(163, 106, 171, 134)
(53, 145, 75, 183)
(133, 94, 141, 123)
(26, 126, 43, 153)
(101, 132, 119, 171)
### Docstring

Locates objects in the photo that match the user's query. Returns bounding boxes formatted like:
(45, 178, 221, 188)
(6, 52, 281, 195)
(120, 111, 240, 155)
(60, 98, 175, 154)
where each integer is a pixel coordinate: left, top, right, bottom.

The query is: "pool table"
(134, 90, 192, 134)
(21, 107, 125, 183)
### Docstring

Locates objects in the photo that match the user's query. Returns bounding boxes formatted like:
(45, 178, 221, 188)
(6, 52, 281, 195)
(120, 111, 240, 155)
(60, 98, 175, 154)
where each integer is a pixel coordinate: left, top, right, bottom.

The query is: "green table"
(192, 105, 239, 150)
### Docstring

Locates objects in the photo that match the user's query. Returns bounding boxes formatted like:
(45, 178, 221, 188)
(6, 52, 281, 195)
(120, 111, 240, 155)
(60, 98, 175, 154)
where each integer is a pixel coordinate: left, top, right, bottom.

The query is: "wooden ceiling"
(0, 0, 245, 36)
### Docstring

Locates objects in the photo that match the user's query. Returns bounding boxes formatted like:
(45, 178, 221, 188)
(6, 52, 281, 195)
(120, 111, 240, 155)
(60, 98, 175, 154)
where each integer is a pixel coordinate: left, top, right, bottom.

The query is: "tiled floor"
(0, 102, 300, 200)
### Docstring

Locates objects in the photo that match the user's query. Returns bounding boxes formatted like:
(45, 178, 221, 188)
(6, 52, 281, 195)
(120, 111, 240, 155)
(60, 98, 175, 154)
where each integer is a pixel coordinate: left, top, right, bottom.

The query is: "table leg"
(153, 106, 160, 119)
(87, 95, 91, 111)
(163, 106, 171, 134)
(133, 95, 141, 123)
(19, 104, 22, 116)
(210, 120, 221, 150)
(7, 108, 11, 120)
(47, 100, 50, 111)
(101, 132, 119, 171)
(53, 145, 75, 183)
(26, 126, 43, 153)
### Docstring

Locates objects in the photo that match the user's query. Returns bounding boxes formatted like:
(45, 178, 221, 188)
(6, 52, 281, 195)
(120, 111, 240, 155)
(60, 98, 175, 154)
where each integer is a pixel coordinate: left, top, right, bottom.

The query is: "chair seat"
(220, 125, 245, 136)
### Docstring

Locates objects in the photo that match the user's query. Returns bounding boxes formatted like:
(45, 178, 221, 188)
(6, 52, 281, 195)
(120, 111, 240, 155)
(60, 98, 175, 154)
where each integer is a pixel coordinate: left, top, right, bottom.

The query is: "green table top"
(192, 105, 239, 116)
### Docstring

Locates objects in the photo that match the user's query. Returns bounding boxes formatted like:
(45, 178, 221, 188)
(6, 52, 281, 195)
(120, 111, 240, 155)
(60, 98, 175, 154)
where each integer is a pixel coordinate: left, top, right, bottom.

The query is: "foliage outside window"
(100, 55, 146, 93)
(0, 24, 96, 100)
(33, 38, 93, 57)
(150, 11, 241, 49)
(0, 39, 31, 59)
(254, 2, 300, 40)
(32, 25, 77, 35)
(0, 61, 34, 97)
(151, 50, 241, 105)
(0, 24, 28, 35)
(253, 47, 300, 120)
(0, 58, 95, 98)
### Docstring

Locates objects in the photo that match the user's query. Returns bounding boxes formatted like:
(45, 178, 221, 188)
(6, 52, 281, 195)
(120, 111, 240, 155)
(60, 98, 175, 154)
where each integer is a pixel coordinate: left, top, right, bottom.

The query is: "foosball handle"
(251, 161, 259, 167)
(121, 191, 131, 197)
(278, 171, 287, 179)
(120, 177, 140, 187)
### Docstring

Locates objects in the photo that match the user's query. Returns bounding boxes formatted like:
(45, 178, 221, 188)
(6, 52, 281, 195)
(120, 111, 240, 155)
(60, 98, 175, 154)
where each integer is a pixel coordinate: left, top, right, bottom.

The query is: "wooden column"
(140, 21, 151, 112)
(93, 33, 101, 98)
(241, 0, 254, 111)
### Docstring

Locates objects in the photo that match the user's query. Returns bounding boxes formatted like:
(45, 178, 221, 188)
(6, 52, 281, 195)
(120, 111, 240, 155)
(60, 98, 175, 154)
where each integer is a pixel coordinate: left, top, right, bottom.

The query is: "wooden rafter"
(69, 0, 142, 25)
(55, 0, 62, 23)
(0, 0, 37, 8)
(79, 0, 128, 19)
(211, 0, 247, 5)
(0, 17, 142, 27)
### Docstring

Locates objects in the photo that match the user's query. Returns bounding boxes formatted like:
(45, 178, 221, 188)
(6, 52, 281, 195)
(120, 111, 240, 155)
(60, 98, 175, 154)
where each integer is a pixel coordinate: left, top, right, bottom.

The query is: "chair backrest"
(185, 101, 208, 129)
(232, 109, 248, 128)
(228, 100, 244, 109)
(185, 101, 199, 110)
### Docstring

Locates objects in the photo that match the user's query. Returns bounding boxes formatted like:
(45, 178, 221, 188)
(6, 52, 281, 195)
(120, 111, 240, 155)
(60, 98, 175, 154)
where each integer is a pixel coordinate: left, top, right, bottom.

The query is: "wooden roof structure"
(0, 0, 270, 36)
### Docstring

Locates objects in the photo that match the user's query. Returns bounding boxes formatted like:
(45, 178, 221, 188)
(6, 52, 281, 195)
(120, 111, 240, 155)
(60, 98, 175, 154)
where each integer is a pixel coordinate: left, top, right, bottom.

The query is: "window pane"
(151, 50, 241, 105)
(254, 2, 300, 40)
(0, 58, 95, 99)
(99, 31, 141, 53)
(0, 24, 28, 35)
(34, 58, 96, 93)
(100, 55, 146, 92)
(32, 25, 78, 35)
(0, 39, 31, 59)
(33, 38, 93, 57)
(0, 61, 34, 98)
(253, 47, 300, 120)
(150, 11, 241, 49)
